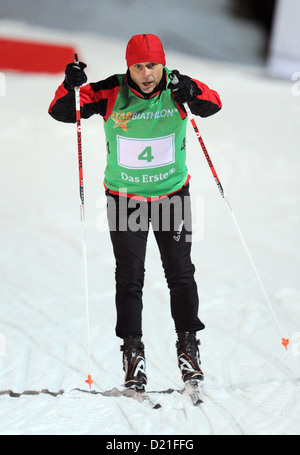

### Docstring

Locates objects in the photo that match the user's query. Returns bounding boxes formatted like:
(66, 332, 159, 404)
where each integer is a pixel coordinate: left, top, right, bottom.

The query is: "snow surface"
(1, 22, 300, 436)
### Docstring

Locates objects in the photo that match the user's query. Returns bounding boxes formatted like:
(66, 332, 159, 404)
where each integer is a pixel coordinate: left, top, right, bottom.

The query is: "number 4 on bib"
(138, 146, 154, 163)
(117, 134, 175, 169)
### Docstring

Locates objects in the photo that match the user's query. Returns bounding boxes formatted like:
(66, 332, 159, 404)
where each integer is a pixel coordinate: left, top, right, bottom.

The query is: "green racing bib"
(103, 69, 188, 198)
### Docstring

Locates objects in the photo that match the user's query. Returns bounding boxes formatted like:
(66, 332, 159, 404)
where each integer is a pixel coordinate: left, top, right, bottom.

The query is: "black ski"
(71, 386, 161, 409)
(183, 379, 203, 406)
(148, 380, 203, 406)
(120, 387, 162, 409)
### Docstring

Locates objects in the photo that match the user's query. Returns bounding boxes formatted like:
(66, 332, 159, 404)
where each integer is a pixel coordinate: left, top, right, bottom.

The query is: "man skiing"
(49, 34, 222, 392)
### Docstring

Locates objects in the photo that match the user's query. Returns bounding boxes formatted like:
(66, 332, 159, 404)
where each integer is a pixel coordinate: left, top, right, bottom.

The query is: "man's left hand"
(168, 70, 198, 103)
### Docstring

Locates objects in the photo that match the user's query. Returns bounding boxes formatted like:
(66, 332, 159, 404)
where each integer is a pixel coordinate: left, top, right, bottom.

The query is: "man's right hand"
(64, 61, 87, 89)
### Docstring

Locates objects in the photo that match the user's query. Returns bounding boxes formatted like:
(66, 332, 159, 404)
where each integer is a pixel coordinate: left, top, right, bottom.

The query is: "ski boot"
(176, 331, 204, 384)
(121, 335, 147, 392)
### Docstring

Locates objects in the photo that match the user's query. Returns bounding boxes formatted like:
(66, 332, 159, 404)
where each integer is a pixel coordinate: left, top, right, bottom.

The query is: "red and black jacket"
(49, 69, 222, 123)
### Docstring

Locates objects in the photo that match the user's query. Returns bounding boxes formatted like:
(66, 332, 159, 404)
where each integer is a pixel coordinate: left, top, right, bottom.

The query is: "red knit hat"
(126, 34, 166, 68)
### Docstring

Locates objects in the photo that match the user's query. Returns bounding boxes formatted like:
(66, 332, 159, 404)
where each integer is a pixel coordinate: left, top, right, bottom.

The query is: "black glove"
(168, 70, 199, 103)
(64, 61, 87, 89)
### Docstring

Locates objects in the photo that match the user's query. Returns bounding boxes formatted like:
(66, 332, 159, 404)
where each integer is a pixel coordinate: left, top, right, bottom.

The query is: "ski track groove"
(115, 401, 138, 435)
(209, 316, 298, 383)
(234, 334, 298, 388)
(202, 389, 245, 435)
(203, 322, 300, 434)
(0, 395, 57, 435)
(196, 403, 216, 435)
(1, 319, 90, 383)
(184, 394, 218, 435)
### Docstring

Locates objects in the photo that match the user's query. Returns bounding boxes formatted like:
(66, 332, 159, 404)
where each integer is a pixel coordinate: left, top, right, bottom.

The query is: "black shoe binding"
(121, 335, 147, 390)
(176, 331, 204, 383)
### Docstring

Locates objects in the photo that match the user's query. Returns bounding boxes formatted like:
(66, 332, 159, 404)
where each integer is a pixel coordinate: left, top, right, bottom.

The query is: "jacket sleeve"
(189, 78, 222, 118)
(48, 75, 120, 123)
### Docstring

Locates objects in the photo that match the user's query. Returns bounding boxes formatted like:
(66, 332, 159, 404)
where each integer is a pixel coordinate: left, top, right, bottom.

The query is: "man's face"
(129, 62, 164, 94)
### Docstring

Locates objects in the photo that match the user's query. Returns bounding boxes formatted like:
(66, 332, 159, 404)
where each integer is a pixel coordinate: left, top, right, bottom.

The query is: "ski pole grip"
(169, 73, 179, 92)
(169, 72, 179, 85)
(74, 53, 80, 91)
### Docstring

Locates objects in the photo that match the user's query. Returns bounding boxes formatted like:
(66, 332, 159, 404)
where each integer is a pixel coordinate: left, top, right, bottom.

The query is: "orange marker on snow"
(85, 375, 94, 388)
(281, 338, 289, 350)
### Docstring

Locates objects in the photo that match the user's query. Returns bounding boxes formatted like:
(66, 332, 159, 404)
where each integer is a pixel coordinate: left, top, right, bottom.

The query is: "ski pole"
(74, 53, 94, 387)
(169, 73, 289, 350)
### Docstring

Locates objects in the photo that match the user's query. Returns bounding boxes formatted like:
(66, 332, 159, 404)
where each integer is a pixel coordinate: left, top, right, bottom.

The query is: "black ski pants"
(106, 184, 205, 339)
